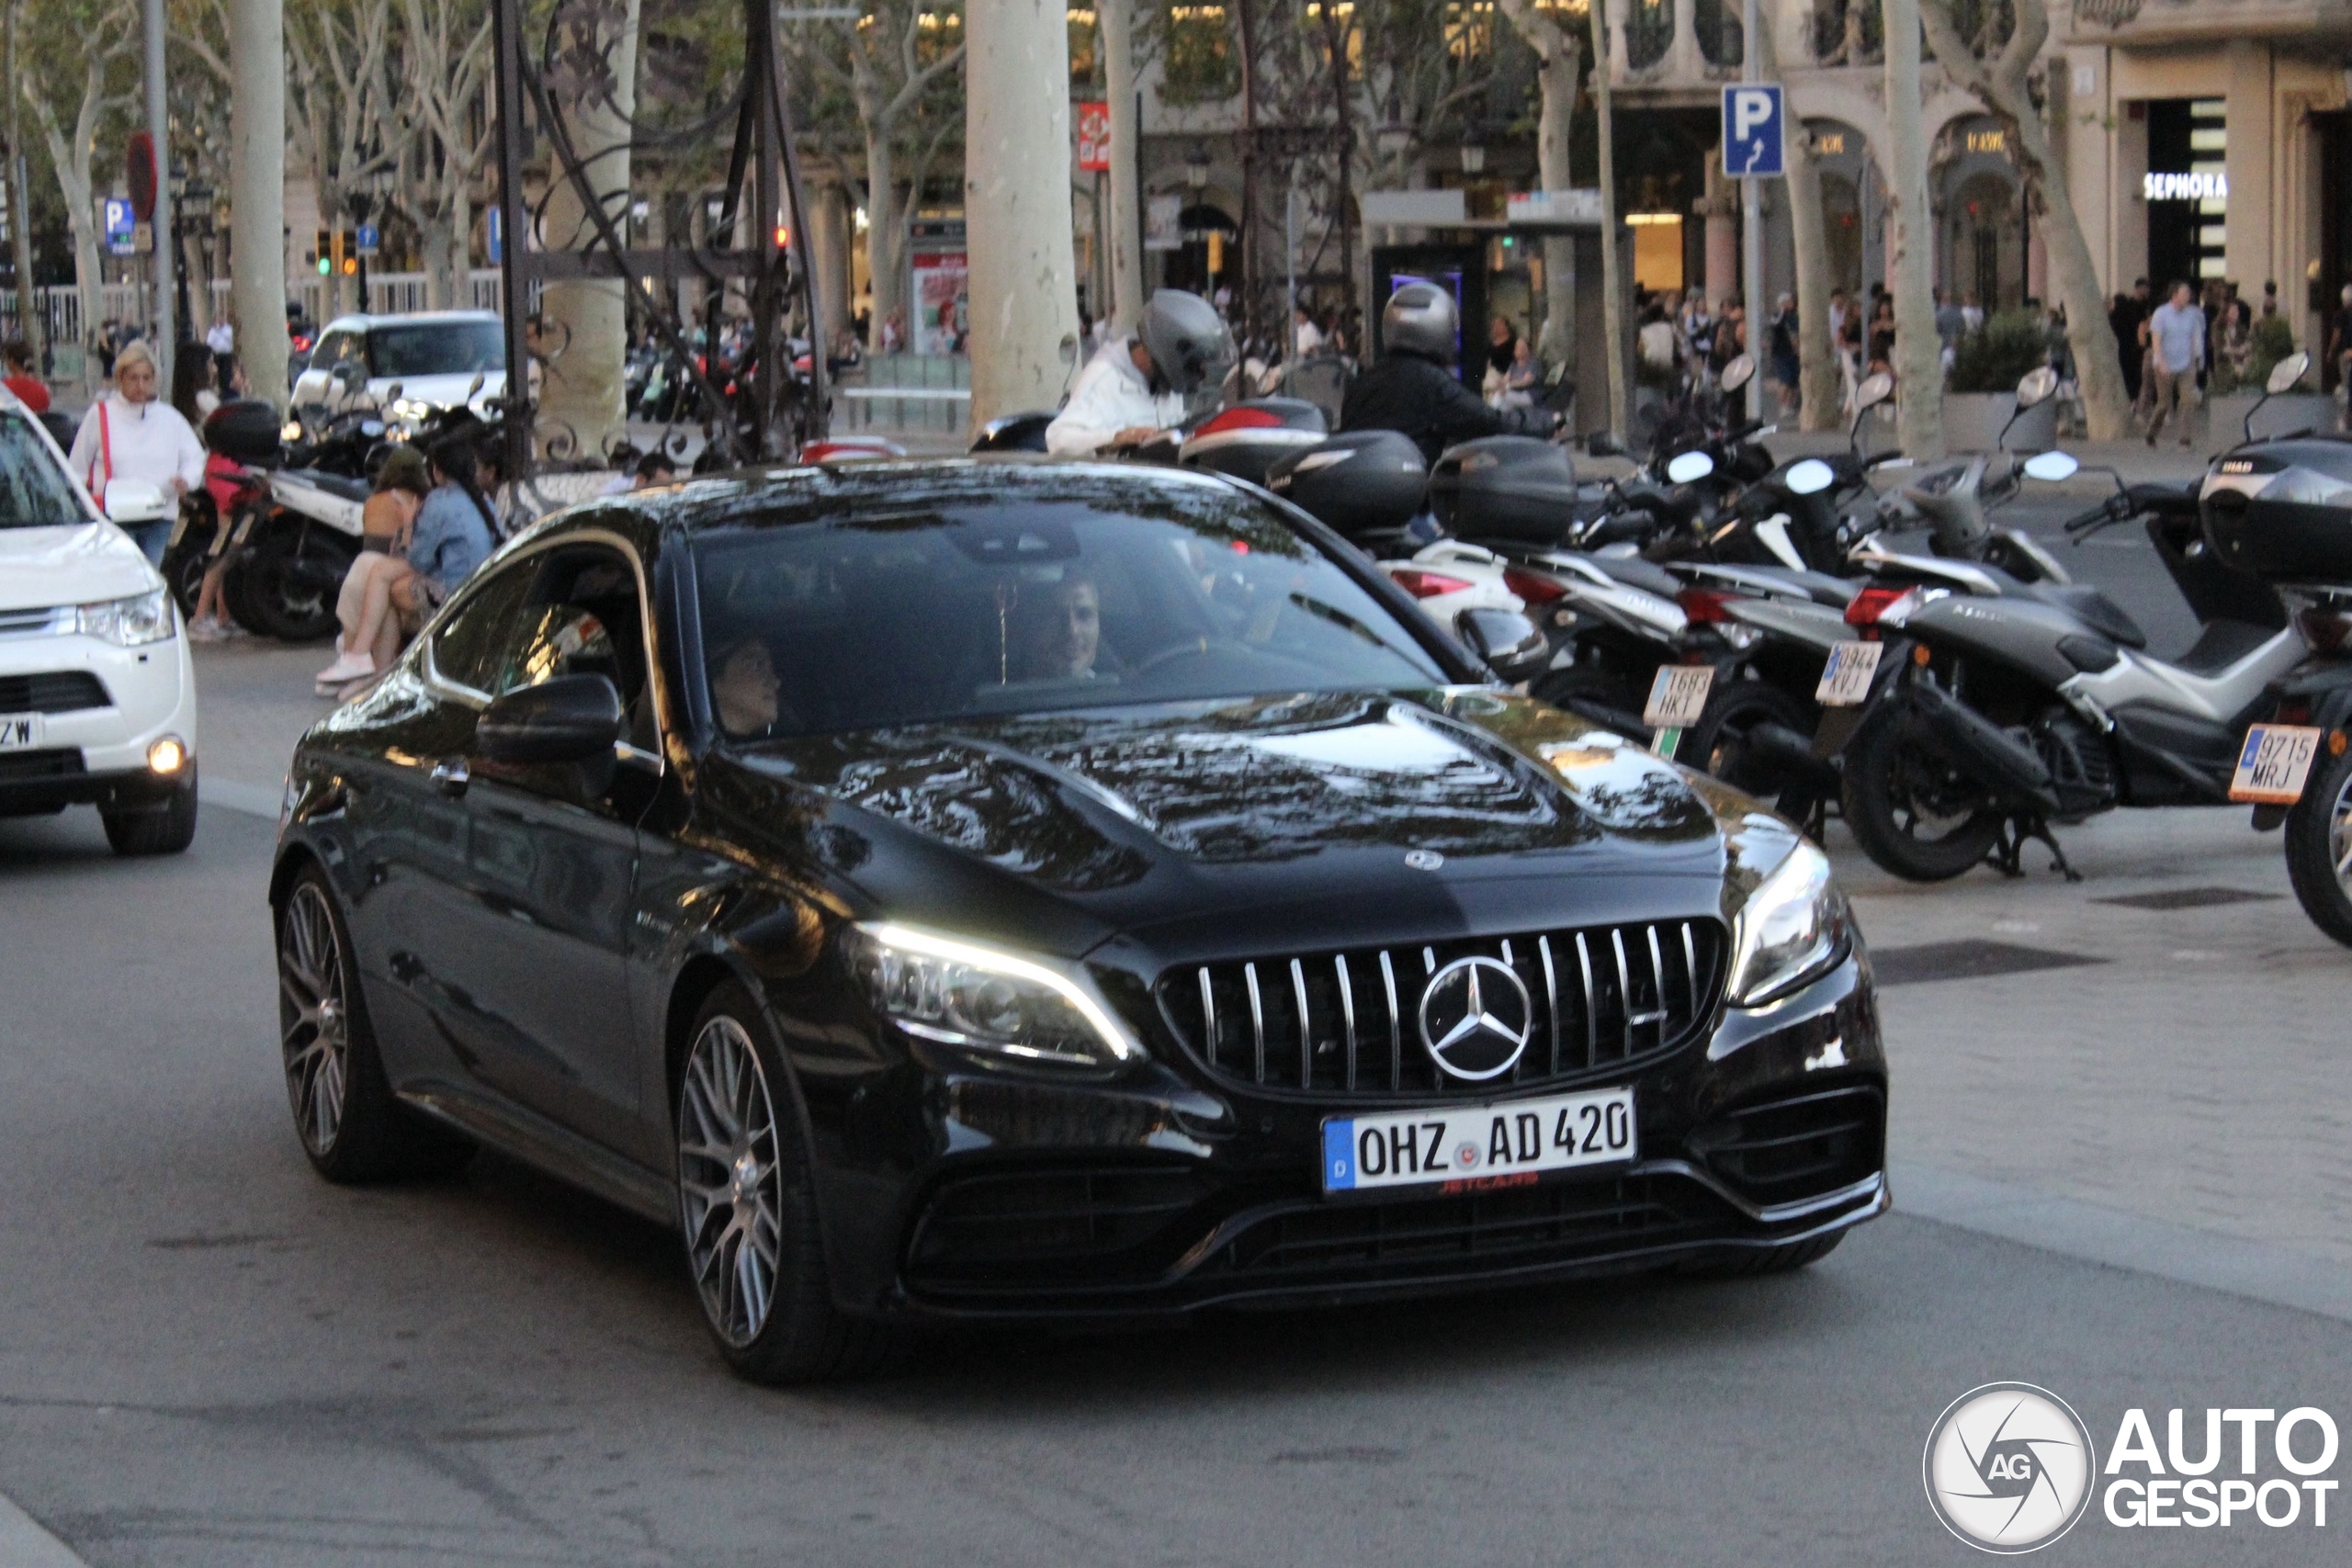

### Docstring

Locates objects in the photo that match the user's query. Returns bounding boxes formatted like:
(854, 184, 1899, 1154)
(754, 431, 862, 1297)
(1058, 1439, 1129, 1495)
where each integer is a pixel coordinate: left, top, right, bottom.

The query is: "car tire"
(1677, 1231, 1844, 1279)
(675, 982, 899, 1384)
(101, 775, 198, 856)
(2284, 741, 2352, 948)
(1838, 701, 2004, 882)
(277, 865, 475, 1183)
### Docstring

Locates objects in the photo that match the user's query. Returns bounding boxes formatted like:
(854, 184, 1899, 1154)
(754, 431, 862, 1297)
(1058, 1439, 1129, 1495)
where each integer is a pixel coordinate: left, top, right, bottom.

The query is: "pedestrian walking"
(3, 340, 49, 413)
(2144, 281, 2206, 448)
(65, 339, 206, 566)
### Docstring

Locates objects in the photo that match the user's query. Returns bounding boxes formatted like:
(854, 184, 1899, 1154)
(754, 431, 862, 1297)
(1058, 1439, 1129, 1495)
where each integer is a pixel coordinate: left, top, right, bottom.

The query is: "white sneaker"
(187, 615, 229, 643)
(315, 649, 376, 686)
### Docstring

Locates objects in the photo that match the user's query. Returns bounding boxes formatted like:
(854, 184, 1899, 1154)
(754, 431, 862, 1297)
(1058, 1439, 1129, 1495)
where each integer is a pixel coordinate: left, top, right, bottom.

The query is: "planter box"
(2205, 392, 2336, 446)
(1941, 391, 2057, 453)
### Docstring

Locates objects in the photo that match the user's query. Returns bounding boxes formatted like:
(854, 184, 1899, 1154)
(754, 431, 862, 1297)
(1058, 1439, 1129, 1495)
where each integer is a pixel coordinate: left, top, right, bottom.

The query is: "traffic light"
(313, 228, 331, 275)
(1207, 230, 1224, 275)
(774, 223, 790, 249)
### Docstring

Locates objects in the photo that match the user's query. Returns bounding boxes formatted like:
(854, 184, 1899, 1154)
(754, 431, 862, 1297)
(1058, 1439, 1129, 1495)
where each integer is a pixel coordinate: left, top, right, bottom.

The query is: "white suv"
(291, 310, 506, 423)
(0, 391, 199, 853)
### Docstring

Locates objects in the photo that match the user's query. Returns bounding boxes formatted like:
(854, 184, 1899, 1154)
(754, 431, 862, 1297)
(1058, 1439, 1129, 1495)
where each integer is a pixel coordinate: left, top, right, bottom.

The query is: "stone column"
(2222, 40, 2273, 294)
(1699, 154, 1739, 307)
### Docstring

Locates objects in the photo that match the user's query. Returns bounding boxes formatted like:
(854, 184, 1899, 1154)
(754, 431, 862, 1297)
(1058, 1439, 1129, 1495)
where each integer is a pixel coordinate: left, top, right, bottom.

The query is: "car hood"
(368, 370, 506, 410)
(718, 689, 1776, 961)
(0, 522, 156, 611)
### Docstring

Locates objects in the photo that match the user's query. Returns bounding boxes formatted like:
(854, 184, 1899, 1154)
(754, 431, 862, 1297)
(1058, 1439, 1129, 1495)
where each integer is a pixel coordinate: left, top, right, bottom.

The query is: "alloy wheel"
(678, 1016, 786, 1348)
(279, 883, 350, 1156)
(2329, 769, 2352, 896)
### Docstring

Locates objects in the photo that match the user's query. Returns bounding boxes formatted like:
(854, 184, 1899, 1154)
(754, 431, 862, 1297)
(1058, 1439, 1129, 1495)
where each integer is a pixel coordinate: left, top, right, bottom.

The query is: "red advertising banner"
(1076, 102, 1111, 174)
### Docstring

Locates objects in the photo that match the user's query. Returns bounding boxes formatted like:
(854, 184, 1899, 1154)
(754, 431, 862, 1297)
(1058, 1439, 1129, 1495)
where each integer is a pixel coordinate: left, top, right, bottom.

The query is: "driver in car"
(1045, 291, 1232, 457)
(1010, 572, 1103, 681)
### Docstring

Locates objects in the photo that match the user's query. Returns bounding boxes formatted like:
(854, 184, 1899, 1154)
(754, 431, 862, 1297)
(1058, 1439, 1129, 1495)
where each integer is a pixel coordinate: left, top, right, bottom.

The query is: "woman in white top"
(66, 339, 207, 566)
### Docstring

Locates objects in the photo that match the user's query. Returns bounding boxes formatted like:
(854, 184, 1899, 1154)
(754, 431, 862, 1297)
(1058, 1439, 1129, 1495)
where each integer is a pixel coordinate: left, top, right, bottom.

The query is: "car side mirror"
(101, 478, 171, 524)
(1456, 607, 1550, 684)
(477, 673, 626, 765)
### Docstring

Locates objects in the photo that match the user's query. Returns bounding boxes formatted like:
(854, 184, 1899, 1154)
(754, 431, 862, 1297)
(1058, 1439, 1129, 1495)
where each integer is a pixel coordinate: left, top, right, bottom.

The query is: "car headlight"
(1726, 840, 1849, 1007)
(75, 587, 175, 647)
(850, 921, 1144, 1073)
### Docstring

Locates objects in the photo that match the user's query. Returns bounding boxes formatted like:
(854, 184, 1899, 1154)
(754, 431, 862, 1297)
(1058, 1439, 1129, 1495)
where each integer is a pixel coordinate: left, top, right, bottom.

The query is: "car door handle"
(430, 758, 470, 798)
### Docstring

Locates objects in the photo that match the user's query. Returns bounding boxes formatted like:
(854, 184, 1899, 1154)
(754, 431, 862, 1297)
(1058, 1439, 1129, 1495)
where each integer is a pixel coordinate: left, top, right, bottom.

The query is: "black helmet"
(1137, 289, 1235, 395)
(1382, 282, 1458, 361)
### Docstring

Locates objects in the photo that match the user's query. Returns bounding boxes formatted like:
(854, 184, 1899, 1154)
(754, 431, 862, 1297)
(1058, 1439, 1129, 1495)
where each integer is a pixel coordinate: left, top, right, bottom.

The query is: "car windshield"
(0, 414, 92, 530)
(368, 321, 504, 378)
(693, 481, 1453, 739)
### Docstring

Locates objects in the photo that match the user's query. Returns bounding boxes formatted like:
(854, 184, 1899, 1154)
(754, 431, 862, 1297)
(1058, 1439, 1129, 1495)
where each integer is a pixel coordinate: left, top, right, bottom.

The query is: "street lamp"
(1459, 138, 1486, 175)
(1183, 145, 1211, 192)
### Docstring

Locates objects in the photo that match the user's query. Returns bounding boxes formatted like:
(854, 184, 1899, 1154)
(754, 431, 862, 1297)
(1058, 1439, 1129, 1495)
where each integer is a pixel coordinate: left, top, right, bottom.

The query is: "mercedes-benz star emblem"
(1404, 850, 1444, 871)
(1417, 956, 1532, 1081)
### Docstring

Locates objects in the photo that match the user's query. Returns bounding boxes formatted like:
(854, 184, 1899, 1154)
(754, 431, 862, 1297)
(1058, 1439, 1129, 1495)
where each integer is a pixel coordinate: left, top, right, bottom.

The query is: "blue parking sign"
(1722, 84, 1784, 177)
(103, 197, 136, 255)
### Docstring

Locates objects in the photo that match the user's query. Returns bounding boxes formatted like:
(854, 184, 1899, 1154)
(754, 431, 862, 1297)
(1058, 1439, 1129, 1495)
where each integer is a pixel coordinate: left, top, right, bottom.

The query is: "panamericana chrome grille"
(1157, 920, 1725, 1098)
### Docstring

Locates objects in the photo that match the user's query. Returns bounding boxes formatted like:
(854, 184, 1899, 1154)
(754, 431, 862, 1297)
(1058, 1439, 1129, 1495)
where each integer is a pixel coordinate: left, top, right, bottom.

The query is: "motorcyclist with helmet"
(1341, 282, 1560, 462)
(1046, 288, 1235, 456)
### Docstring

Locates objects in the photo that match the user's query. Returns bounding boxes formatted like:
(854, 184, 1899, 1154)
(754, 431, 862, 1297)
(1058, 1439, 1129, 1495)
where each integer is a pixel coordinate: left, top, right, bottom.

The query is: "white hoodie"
(1045, 334, 1185, 456)
(67, 392, 207, 498)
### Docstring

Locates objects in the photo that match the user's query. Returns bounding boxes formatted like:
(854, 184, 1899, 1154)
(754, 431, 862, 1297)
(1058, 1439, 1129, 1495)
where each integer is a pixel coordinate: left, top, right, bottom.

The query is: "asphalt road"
(5, 509, 2350, 1565)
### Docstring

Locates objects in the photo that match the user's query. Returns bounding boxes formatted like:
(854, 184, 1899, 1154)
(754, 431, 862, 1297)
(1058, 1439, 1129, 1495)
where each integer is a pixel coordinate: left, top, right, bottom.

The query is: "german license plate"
(2230, 723, 2324, 805)
(1815, 639, 1883, 706)
(0, 712, 43, 751)
(1321, 1086, 1635, 1196)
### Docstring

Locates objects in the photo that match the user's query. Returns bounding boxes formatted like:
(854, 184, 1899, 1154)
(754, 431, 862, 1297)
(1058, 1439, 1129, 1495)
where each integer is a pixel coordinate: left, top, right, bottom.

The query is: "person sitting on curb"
(315, 447, 434, 693)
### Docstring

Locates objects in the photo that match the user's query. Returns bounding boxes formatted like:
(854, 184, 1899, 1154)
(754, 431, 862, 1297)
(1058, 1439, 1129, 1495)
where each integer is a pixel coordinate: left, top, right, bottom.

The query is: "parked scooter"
(1836, 423, 2299, 881)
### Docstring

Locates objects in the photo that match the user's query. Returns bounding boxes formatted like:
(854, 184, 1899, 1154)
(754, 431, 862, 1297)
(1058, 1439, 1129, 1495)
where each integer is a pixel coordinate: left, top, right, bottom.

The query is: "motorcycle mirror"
(1585, 431, 1625, 458)
(2267, 351, 2312, 397)
(384, 381, 404, 403)
(1856, 372, 1894, 412)
(2014, 366, 2060, 409)
(467, 372, 487, 399)
(1719, 354, 1756, 393)
(1785, 457, 1837, 496)
(1665, 449, 1716, 485)
(2021, 450, 2080, 482)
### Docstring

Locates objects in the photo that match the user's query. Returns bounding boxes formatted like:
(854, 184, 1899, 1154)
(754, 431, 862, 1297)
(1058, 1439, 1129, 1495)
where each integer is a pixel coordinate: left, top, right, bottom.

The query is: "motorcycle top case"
(1427, 435, 1575, 542)
(1265, 430, 1427, 538)
(203, 399, 283, 466)
(2202, 436, 2352, 584)
(1178, 398, 1329, 486)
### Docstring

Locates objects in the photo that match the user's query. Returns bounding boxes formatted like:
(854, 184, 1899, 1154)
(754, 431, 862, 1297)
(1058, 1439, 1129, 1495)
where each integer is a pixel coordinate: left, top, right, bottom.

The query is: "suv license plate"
(1322, 1086, 1635, 1196)
(0, 713, 43, 751)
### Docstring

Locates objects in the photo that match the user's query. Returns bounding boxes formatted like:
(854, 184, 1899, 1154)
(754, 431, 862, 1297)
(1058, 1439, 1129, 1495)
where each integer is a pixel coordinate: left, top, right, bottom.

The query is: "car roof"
(597, 456, 1247, 536)
(323, 310, 502, 333)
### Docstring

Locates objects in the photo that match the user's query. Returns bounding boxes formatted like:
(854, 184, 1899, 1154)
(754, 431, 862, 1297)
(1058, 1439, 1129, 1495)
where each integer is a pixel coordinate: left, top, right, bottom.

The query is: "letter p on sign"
(1723, 85, 1784, 177)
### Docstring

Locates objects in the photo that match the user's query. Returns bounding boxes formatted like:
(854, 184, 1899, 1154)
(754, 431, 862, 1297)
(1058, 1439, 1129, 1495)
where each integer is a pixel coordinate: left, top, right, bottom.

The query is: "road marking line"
(198, 776, 282, 819)
(1899, 1162, 2352, 1325)
(0, 1490, 90, 1568)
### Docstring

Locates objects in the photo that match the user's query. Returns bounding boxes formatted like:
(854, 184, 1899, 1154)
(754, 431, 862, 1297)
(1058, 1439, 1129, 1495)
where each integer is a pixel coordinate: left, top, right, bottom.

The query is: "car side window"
(429, 562, 537, 697)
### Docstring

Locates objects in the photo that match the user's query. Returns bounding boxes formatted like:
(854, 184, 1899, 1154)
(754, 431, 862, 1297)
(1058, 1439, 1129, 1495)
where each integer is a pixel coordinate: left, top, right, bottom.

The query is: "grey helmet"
(1381, 282, 1459, 361)
(1137, 288, 1235, 395)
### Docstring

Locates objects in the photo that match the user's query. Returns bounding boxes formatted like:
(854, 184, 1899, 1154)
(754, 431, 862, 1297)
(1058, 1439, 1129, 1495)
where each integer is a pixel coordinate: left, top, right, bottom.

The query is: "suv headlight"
(850, 922, 1143, 1073)
(75, 587, 175, 647)
(1726, 840, 1849, 1007)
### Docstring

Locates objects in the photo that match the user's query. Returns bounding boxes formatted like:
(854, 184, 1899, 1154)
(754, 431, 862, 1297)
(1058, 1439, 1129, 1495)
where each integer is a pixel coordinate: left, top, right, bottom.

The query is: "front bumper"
(0, 623, 198, 816)
(797, 953, 1887, 1322)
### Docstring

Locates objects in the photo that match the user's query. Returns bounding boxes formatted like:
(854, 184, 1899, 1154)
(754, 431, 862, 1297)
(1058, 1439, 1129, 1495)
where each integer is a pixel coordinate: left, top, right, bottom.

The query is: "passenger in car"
(315, 447, 433, 694)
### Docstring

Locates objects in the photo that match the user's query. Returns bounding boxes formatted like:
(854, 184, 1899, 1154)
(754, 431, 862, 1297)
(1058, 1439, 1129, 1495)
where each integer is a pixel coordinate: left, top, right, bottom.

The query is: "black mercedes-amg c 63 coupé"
(271, 459, 1886, 1382)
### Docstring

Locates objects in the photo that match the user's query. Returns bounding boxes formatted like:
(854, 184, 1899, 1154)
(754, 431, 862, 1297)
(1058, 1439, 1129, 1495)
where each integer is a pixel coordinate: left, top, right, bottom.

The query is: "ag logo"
(1416, 956, 1532, 1081)
(1924, 1382, 2098, 1553)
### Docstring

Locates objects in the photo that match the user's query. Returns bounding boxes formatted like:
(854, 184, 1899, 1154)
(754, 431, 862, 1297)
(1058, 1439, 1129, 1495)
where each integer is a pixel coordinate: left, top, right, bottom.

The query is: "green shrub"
(1948, 310, 2051, 394)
